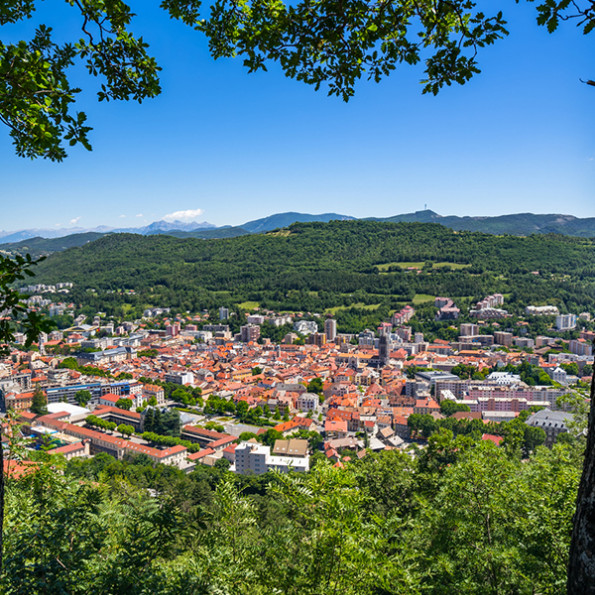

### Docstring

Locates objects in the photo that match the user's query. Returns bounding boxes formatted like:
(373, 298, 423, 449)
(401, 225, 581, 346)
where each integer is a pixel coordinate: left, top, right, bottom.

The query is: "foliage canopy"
(1, 0, 593, 159)
(1, 437, 582, 593)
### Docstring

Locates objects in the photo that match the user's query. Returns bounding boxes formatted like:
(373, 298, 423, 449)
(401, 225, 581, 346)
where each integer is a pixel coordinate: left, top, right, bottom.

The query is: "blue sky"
(0, 1, 593, 231)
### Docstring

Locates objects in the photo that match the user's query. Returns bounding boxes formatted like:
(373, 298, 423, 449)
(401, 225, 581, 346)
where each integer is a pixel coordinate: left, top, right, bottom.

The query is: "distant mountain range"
(240, 211, 355, 233)
(0, 219, 216, 244)
(2, 209, 595, 256)
(0, 233, 107, 256)
(370, 210, 595, 236)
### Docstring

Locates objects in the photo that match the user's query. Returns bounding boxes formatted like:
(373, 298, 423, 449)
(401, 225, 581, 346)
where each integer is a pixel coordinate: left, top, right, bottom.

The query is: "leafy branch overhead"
(0, 0, 593, 160)
(0, 0, 161, 161)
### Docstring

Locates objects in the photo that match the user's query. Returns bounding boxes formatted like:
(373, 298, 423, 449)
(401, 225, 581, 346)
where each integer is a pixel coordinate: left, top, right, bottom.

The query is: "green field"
(238, 301, 260, 310)
(326, 303, 381, 315)
(432, 262, 471, 269)
(412, 294, 435, 304)
(267, 229, 292, 237)
(376, 261, 424, 271)
(377, 261, 471, 271)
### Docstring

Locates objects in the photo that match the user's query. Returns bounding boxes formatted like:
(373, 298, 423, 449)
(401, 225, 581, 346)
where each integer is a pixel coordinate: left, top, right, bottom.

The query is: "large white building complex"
(234, 441, 310, 475)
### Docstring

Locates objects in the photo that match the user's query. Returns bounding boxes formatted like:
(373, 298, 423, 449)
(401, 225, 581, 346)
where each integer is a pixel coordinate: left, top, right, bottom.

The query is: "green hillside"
(32, 221, 595, 325)
(373, 210, 595, 237)
(4, 212, 595, 261)
(154, 226, 249, 239)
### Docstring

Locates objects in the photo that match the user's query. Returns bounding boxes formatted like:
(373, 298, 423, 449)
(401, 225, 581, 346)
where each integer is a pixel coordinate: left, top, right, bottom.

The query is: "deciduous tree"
(117, 423, 134, 438)
(74, 389, 92, 407)
(115, 397, 133, 410)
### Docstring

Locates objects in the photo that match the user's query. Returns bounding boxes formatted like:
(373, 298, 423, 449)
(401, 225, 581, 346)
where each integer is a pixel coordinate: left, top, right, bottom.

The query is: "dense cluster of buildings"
(1, 298, 592, 474)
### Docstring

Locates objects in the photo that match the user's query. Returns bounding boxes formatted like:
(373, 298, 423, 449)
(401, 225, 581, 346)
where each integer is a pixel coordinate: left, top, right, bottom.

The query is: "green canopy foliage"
(1, 436, 582, 594)
(74, 389, 92, 407)
(1, 0, 593, 159)
(143, 408, 181, 437)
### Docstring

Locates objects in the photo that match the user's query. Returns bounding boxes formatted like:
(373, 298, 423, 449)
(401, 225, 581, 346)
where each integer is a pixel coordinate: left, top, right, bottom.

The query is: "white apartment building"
(164, 371, 195, 385)
(246, 314, 265, 325)
(297, 392, 319, 412)
(555, 314, 577, 331)
(525, 305, 559, 316)
(234, 442, 309, 475)
(486, 372, 522, 386)
(293, 320, 318, 335)
(324, 318, 337, 342)
(549, 367, 568, 385)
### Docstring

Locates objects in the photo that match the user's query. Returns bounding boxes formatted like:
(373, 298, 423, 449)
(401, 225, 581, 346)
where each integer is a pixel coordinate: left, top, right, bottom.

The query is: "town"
(2, 0, 594, 588)
(2, 284, 593, 476)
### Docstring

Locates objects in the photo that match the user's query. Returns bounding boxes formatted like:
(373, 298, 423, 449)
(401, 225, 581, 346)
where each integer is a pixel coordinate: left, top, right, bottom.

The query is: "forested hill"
(33, 221, 595, 320)
(240, 211, 355, 233)
(0, 232, 106, 256)
(145, 226, 249, 240)
(3, 212, 595, 258)
(372, 210, 595, 237)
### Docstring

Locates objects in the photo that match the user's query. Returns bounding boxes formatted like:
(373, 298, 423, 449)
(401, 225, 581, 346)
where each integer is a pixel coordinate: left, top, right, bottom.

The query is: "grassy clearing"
(326, 303, 381, 314)
(412, 294, 435, 304)
(376, 261, 470, 271)
(121, 303, 133, 315)
(238, 301, 260, 310)
(432, 262, 471, 269)
(377, 262, 424, 271)
(267, 230, 292, 237)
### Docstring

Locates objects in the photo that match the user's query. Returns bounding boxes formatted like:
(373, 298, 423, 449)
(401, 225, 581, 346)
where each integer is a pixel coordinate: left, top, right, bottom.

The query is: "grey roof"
(526, 408, 573, 430)
(275, 383, 307, 393)
(78, 346, 134, 361)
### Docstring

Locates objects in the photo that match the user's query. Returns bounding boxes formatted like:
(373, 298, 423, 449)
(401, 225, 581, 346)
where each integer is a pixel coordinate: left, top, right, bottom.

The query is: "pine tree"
(30, 386, 47, 415)
(153, 409, 163, 435)
(143, 408, 155, 433)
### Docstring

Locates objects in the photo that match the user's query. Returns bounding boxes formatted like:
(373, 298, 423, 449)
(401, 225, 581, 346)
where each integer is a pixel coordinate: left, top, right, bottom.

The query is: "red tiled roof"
(482, 434, 504, 446)
(209, 436, 237, 449)
(182, 425, 225, 439)
(3, 459, 39, 479)
(94, 406, 142, 420)
(188, 448, 215, 461)
(50, 441, 87, 455)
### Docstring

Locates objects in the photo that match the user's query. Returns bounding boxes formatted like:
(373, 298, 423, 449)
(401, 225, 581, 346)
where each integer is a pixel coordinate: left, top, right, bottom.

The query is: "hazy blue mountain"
(0, 232, 107, 256)
(0, 213, 354, 244)
(241, 212, 355, 233)
(367, 210, 444, 224)
(0, 226, 247, 256)
(0, 219, 216, 244)
(0, 227, 90, 243)
(137, 220, 217, 234)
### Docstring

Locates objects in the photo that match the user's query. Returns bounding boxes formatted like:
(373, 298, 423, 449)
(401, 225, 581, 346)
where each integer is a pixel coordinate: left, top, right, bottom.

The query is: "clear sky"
(0, 1, 593, 231)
